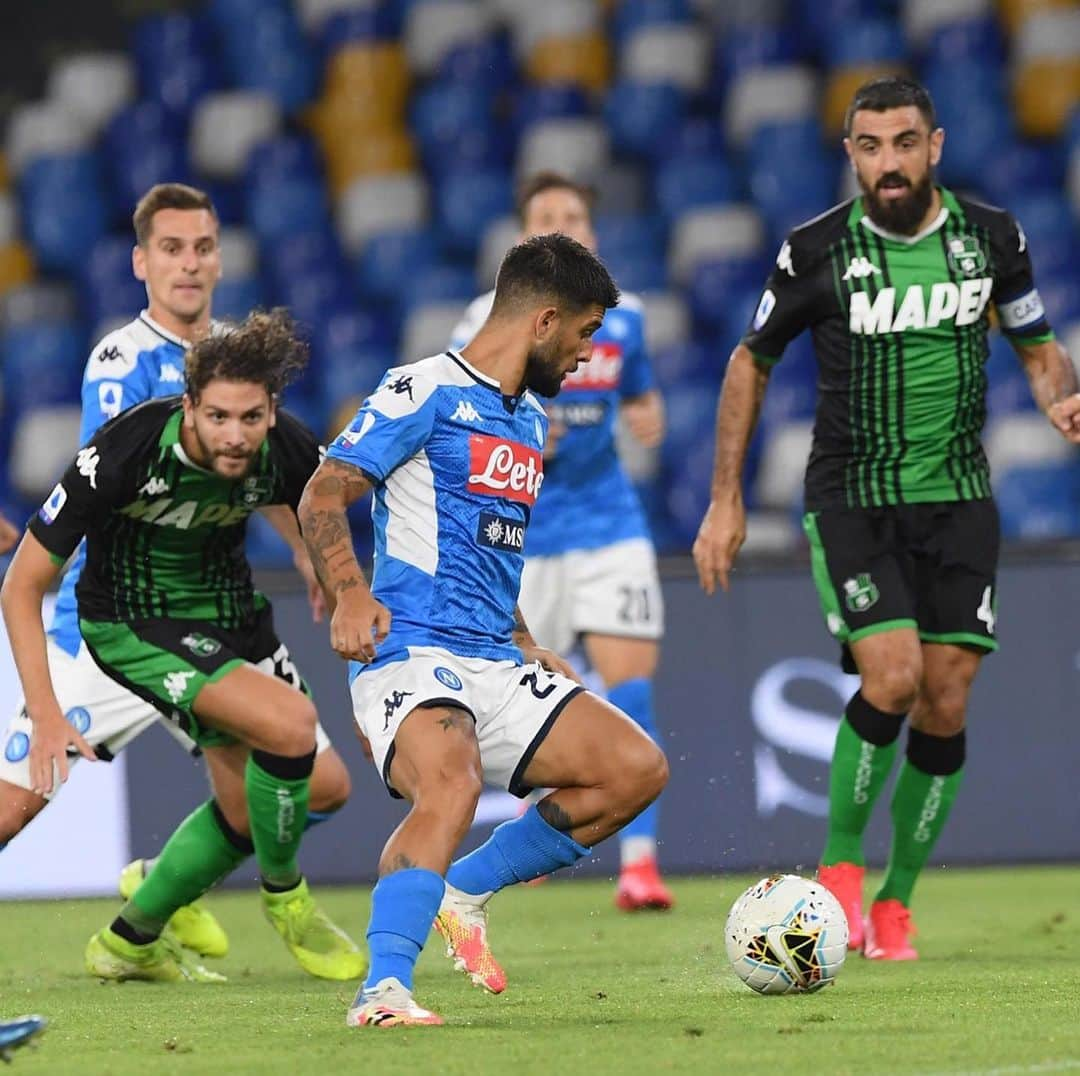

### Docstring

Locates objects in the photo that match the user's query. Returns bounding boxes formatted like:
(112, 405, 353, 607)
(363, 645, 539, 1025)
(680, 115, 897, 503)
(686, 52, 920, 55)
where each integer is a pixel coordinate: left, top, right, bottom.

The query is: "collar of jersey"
(446, 349, 523, 413)
(857, 204, 949, 246)
(140, 310, 191, 348)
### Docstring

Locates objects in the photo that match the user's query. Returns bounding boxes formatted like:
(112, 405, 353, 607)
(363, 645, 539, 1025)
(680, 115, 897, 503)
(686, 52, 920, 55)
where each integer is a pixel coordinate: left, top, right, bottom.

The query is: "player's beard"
(191, 424, 256, 477)
(523, 339, 566, 398)
(860, 167, 935, 236)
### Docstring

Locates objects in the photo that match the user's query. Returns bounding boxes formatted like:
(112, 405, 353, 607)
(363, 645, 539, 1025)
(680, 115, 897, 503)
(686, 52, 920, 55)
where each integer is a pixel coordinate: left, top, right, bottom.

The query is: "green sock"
(126, 800, 250, 933)
(876, 760, 962, 906)
(245, 750, 313, 890)
(822, 717, 899, 866)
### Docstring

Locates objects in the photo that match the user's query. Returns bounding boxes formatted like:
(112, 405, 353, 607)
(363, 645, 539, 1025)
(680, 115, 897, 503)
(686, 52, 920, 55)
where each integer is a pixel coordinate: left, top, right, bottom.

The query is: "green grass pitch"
(1, 867, 1077, 1075)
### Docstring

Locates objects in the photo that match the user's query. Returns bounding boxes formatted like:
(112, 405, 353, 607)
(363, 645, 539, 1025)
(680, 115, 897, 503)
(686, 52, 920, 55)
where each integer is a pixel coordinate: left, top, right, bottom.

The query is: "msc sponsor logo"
(476, 511, 525, 553)
(467, 434, 544, 507)
(848, 279, 992, 335)
(547, 401, 608, 428)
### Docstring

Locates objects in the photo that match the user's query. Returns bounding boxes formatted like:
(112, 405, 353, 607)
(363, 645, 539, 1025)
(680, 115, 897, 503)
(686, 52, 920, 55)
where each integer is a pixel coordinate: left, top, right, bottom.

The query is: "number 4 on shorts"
(976, 585, 995, 635)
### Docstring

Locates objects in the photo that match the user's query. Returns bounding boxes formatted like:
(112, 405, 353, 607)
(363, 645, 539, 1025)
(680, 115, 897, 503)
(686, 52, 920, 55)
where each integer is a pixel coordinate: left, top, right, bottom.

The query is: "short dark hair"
(491, 233, 619, 319)
(185, 308, 308, 402)
(844, 76, 937, 137)
(133, 183, 218, 246)
(516, 171, 596, 226)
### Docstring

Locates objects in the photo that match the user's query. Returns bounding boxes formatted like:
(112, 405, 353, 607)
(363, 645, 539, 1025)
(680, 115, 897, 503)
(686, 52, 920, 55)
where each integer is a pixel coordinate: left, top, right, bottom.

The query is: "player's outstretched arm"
(1018, 338, 1080, 444)
(620, 389, 665, 448)
(692, 344, 771, 596)
(0, 511, 19, 555)
(298, 458, 390, 663)
(0, 532, 96, 795)
(260, 504, 327, 623)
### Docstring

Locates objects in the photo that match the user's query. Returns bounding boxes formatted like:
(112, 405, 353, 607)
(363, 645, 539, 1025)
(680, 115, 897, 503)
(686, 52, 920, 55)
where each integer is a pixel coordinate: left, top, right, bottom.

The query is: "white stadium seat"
(639, 291, 691, 353)
(902, 0, 992, 47)
(512, 0, 599, 58)
(985, 412, 1077, 477)
(189, 92, 281, 180)
(401, 301, 471, 364)
(741, 510, 799, 555)
(0, 283, 78, 328)
(0, 193, 17, 246)
(476, 215, 519, 289)
(669, 205, 766, 284)
(217, 227, 260, 280)
(336, 172, 428, 255)
(405, 0, 495, 76)
(725, 65, 819, 147)
(4, 100, 90, 176)
(1014, 10, 1080, 65)
(754, 419, 814, 509)
(10, 406, 82, 499)
(295, 0, 377, 33)
(621, 25, 711, 94)
(516, 118, 611, 183)
(48, 51, 135, 135)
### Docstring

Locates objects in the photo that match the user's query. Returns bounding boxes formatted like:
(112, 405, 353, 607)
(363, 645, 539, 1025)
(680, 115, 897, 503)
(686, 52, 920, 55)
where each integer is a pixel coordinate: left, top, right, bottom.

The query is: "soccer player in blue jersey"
(450, 172, 672, 910)
(0, 184, 352, 970)
(300, 234, 669, 1027)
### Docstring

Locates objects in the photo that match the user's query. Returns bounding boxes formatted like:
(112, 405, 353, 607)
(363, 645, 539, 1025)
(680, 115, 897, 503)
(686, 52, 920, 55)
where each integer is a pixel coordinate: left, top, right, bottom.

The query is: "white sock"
(620, 836, 656, 868)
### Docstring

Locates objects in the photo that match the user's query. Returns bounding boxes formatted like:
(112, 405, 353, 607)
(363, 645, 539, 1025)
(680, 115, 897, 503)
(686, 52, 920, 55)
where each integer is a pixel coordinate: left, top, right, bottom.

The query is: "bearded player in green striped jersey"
(0, 310, 365, 983)
(693, 77, 1080, 960)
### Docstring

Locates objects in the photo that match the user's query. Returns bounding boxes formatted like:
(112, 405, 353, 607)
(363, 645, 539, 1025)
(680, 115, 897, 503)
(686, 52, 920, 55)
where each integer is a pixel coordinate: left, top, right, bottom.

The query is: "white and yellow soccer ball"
(724, 874, 848, 995)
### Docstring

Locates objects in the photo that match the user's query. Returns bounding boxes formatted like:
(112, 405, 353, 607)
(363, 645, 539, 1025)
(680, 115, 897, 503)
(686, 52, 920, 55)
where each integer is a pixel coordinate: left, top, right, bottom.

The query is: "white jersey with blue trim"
(450, 291, 655, 557)
(48, 312, 210, 656)
(327, 350, 548, 680)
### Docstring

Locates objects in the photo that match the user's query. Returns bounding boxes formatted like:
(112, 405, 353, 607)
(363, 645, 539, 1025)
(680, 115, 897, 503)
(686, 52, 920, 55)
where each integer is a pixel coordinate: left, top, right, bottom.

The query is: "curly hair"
(185, 308, 309, 402)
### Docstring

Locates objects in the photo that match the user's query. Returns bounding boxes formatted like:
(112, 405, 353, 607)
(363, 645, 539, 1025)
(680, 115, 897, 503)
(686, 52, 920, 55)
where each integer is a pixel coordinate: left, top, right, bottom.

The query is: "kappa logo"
(159, 363, 184, 384)
(163, 670, 196, 704)
(776, 240, 795, 278)
(387, 375, 414, 401)
(97, 345, 123, 363)
(140, 477, 168, 496)
(383, 690, 415, 731)
(451, 400, 482, 423)
(842, 257, 881, 281)
(76, 446, 100, 489)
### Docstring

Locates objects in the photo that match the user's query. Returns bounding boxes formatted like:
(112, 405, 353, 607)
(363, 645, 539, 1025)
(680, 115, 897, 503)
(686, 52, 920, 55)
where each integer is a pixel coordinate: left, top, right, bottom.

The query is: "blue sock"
(446, 805, 590, 896)
(609, 678, 659, 842)
(361, 868, 444, 993)
(303, 810, 334, 831)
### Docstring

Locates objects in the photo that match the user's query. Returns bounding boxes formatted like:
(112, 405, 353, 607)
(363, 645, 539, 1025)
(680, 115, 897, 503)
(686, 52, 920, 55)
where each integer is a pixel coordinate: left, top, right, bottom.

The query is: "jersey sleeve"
(79, 333, 154, 445)
(270, 410, 324, 510)
(27, 423, 129, 561)
(989, 213, 1054, 342)
(448, 294, 493, 350)
(616, 300, 656, 398)
(327, 368, 439, 483)
(740, 238, 821, 363)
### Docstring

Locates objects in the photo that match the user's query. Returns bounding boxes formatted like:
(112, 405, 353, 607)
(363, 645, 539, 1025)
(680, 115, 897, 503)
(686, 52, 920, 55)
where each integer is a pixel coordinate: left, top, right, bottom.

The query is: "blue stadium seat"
(757, 333, 817, 429)
(984, 333, 1037, 418)
(244, 134, 322, 189)
(656, 115, 726, 162)
(264, 228, 346, 291)
(313, 310, 395, 367)
(245, 510, 295, 568)
(398, 262, 476, 314)
(1039, 271, 1080, 329)
(794, 0, 894, 57)
(19, 153, 109, 274)
(649, 339, 718, 391)
(133, 12, 223, 116)
(654, 155, 738, 221)
(246, 178, 329, 243)
(199, 178, 245, 226)
(711, 23, 804, 105)
(437, 33, 516, 93)
(922, 15, 1004, 67)
(511, 85, 590, 139)
(996, 463, 1080, 540)
(594, 213, 668, 258)
(411, 83, 495, 161)
(824, 17, 907, 68)
(611, 0, 694, 42)
(1, 322, 85, 411)
(1009, 193, 1079, 280)
(105, 102, 191, 217)
(688, 258, 769, 335)
(435, 169, 513, 256)
(213, 276, 266, 321)
(604, 251, 668, 294)
(317, 345, 396, 411)
(978, 141, 1066, 208)
(277, 390, 328, 439)
(275, 268, 354, 330)
(605, 82, 687, 161)
(81, 235, 146, 326)
(356, 227, 441, 304)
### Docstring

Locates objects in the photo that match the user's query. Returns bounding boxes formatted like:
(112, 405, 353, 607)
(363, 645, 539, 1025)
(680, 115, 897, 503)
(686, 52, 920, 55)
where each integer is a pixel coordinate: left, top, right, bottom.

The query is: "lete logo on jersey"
(467, 434, 543, 507)
(561, 341, 622, 391)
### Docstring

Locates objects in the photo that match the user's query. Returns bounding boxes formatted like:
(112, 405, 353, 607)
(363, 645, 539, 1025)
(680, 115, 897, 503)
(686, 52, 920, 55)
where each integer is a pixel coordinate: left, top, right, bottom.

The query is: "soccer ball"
(724, 874, 848, 995)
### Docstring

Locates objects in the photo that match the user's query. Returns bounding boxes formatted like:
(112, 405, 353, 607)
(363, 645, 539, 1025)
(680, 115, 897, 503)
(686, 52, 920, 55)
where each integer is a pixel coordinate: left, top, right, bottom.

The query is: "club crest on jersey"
(946, 235, 987, 278)
(434, 666, 463, 691)
(242, 476, 274, 506)
(467, 434, 543, 507)
(476, 511, 525, 553)
(181, 632, 222, 658)
(562, 341, 622, 391)
(65, 707, 91, 734)
(843, 573, 879, 612)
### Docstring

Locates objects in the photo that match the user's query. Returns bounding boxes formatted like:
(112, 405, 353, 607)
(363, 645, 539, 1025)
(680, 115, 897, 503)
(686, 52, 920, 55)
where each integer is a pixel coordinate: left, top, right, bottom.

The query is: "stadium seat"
(321, 43, 411, 120)
(404, 1, 496, 76)
(996, 462, 1080, 540)
(314, 309, 395, 364)
(823, 64, 908, 137)
(516, 118, 611, 182)
(323, 129, 417, 193)
(4, 101, 90, 177)
(47, 52, 135, 137)
(711, 22, 804, 107)
(247, 177, 329, 243)
(977, 140, 1066, 208)
(669, 206, 764, 283)
(8, 406, 82, 499)
(620, 25, 711, 94)
(512, 0, 600, 59)
(318, 8, 403, 58)
(217, 226, 259, 280)
(401, 301, 471, 363)
(652, 340, 719, 391)
(604, 82, 687, 160)
(794, 0, 896, 55)
(0, 283, 77, 328)
(399, 263, 477, 316)
(525, 33, 612, 94)
(985, 412, 1076, 477)
(264, 228, 344, 290)
(903, 0, 994, 49)
(0, 193, 17, 247)
(824, 17, 907, 69)
(1012, 11, 1080, 138)
(687, 256, 770, 335)
(754, 420, 815, 510)
(638, 291, 690, 352)
(317, 345, 395, 412)
(1, 322, 85, 411)
(336, 172, 428, 254)
(997, 0, 1076, 36)
(724, 65, 819, 146)
(655, 157, 739, 223)
(357, 226, 441, 303)
(133, 12, 223, 116)
(984, 333, 1037, 418)
(611, 0, 695, 42)
(81, 235, 146, 326)
(189, 92, 282, 179)
(0, 242, 33, 297)
(213, 276, 265, 321)
(105, 101, 191, 217)
(435, 169, 514, 256)
(757, 335, 817, 429)
(510, 84, 590, 137)
(298, 0, 386, 35)
(411, 84, 507, 171)
(245, 134, 323, 189)
(245, 510, 297, 568)
(217, 7, 317, 112)
(476, 215, 520, 289)
(1008, 192, 1078, 279)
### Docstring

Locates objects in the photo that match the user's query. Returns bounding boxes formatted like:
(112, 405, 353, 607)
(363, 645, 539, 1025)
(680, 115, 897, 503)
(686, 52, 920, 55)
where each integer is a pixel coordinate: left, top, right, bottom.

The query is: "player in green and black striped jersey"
(1, 310, 366, 984)
(693, 77, 1080, 960)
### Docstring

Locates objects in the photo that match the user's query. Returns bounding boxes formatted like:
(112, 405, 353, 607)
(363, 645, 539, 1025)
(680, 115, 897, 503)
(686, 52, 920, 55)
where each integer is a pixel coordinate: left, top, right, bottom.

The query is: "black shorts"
(81, 603, 308, 748)
(803, 500, 1000, 670)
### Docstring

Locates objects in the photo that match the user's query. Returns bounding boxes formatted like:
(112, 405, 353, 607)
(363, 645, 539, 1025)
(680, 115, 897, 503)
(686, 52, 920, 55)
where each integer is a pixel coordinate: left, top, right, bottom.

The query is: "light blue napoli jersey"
(449, 292, 655, 557)
(327, 351, 548, 680)
(48, 313, 199, 656)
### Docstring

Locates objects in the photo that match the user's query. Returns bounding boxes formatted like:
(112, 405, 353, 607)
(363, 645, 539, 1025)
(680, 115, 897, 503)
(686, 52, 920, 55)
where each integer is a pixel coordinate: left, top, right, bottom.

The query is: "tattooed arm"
(298, 458, 390, 662)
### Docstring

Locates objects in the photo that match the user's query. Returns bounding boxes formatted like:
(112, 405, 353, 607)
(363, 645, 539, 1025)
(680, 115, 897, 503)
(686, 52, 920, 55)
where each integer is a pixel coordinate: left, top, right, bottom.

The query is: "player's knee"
(613, 736, 668, 814)
(309, 749, 351, 813)
(0, 784, 45, 843)
(269, 696, 318, 757)
(417, 764, 482, 832)
(912, 693, 967, 737)
(863, 664, 920, 714)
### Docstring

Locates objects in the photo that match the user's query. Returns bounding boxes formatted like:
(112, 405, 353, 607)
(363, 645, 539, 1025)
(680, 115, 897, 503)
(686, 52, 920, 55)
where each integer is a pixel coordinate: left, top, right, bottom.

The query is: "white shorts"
(0, 638, 333, 799)
(349, 646, 583, 799)
(518, 537, 665, 655)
